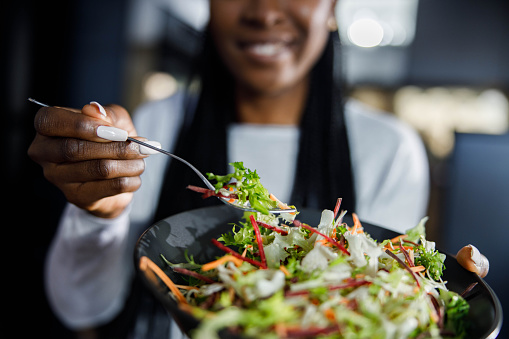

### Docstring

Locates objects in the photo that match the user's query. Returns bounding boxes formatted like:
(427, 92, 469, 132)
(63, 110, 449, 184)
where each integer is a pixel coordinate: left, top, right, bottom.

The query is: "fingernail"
(97, 126, 128, 141)
(90, 101, 107, 117)
(469, 245, 482, 267)
(139, 141, 162, 155)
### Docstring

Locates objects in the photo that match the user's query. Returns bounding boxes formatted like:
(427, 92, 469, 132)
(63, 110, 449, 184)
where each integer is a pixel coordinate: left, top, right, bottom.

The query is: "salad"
(146, 163, 470, 338)
(187, 162, 297, 216)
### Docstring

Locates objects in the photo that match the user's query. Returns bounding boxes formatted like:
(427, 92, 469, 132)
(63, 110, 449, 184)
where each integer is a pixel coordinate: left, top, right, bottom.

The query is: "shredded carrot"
(351, 213, 364, 234)
(317, 238, 333, 247)
(175, 285, 200, 290)
(269, 193, 297, 215)
(178, 303, 195, 314)
(390, 234, 408, 243)
(430, 309, 440, 323)
(339, 298, 350, 305)
(226, 187, 235, 202)
(410, 265, 426, 273)
(139, 256, 187, 304)
(279, 265, 291, 277)
(201, 254, 244, 271)
(324, 308, 336, 321)
(275, 323, 288, 337)
(241, 247, 249, 257)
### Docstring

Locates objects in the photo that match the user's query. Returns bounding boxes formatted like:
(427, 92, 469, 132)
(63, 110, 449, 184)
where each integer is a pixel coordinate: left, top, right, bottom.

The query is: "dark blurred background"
(2, 0, 508, 338)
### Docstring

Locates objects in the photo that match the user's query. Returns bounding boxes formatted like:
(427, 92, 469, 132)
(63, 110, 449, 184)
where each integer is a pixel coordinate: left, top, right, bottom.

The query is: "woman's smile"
(236, 35, 296, 63)
(209, 0, 334, 95)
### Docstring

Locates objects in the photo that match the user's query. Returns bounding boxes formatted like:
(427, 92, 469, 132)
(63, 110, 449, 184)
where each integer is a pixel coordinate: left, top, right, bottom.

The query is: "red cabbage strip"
(186, 185, 239, 200)
(256, 221, 289, 235)
(385, 249, 421, 288)
(460, 282, 478, 298)
(428, 293, 445, 329)
(399, 239, 415, 267)
(285, 279, 371, 297)
(293, 220, 350, 255)
(328, 279, 372, 291)
(249, 215, 268, 269)
(283, 325, 340, 338)
(333, 198, 342, 219)
(402, 239, 419, 247)
(210, 239, 266, 269)
(171, 267, 215, 284)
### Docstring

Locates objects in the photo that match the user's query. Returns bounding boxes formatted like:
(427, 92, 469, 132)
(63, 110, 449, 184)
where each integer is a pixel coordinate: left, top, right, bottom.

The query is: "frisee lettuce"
(206, 162, 279, 215)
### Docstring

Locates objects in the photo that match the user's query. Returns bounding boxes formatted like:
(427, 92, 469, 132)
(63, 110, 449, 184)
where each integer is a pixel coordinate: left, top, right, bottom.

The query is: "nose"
(240, 0, 286, 28)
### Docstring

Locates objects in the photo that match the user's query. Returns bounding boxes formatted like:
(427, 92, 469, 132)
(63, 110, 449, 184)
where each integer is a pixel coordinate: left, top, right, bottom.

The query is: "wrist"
(86, 193, 134, 219)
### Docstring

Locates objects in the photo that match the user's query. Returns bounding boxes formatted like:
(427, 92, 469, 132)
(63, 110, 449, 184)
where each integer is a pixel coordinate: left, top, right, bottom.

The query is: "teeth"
(249, 43, 283, 57)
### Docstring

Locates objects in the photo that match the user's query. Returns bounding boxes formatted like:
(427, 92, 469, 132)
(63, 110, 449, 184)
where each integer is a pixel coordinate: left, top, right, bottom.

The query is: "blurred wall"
(2, 1, 128, 338)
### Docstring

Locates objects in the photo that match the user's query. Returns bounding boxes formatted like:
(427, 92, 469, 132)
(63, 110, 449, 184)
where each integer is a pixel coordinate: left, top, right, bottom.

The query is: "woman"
(28, 0, 429, 338)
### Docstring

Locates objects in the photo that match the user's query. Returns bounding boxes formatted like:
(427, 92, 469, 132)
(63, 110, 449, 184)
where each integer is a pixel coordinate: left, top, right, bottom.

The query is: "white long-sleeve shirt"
(45, 94, 429, 334)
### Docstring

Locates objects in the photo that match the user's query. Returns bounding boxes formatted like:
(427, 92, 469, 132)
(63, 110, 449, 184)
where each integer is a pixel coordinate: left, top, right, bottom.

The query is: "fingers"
(63, 179, 142, 218)
(86, 193, 135, 219)
(28, 134, 147, 164)
(43, 159, 144, 218)
(76, 177, 142, 200)
(28, 101, 157, 218)
(44, 158, 146, 184)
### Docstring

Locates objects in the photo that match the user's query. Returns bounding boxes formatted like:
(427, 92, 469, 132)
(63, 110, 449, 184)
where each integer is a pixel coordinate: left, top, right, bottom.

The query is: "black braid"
(290, 32, 355, 213)
(153, 34, 232, 221)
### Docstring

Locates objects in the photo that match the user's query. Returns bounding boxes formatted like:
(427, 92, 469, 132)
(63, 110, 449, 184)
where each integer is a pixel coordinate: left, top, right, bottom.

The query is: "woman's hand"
(28, 102, 149, 218)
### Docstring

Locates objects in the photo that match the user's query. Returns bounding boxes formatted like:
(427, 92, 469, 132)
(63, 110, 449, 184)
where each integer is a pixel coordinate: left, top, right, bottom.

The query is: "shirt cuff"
(60, 203, 132, 240)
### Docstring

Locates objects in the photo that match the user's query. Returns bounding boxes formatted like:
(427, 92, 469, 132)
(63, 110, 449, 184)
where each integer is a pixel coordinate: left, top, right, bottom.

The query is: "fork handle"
(127, 138, 216, 191)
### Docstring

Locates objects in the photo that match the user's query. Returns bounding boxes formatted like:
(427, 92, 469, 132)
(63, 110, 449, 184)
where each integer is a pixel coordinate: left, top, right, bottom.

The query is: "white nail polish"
(139, 141, 162, 155)
(469, 245, 482, 268)
(90, 101, 107, 117)
(97, 126, 128, 141)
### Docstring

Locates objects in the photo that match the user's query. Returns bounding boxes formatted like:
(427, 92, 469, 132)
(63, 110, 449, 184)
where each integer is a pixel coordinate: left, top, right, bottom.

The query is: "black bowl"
(134, 205, 502, 338)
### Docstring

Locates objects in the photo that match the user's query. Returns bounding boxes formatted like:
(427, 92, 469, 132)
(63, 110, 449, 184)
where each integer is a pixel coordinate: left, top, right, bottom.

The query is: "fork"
(28, 98, 296, 214)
